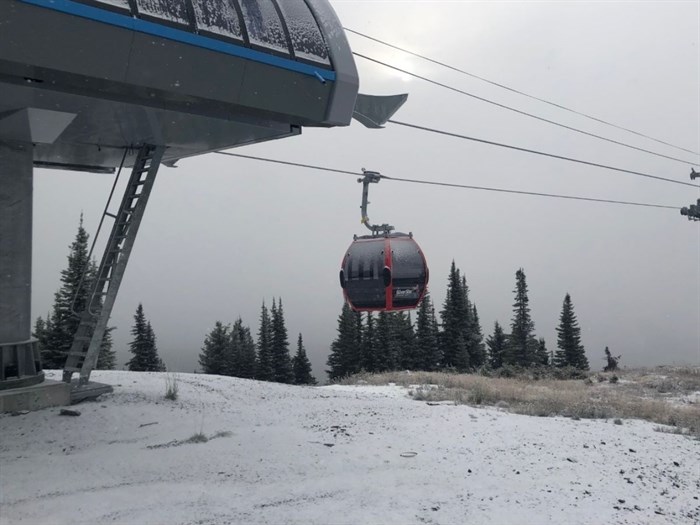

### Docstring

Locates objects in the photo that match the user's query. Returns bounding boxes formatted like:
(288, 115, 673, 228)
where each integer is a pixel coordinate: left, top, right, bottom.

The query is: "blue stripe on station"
(19, 0, 337, 82)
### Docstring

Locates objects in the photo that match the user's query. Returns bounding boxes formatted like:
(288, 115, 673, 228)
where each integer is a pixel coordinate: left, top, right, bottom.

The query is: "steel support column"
(0, 141, 33, 343)
(0, 140, 42, 390)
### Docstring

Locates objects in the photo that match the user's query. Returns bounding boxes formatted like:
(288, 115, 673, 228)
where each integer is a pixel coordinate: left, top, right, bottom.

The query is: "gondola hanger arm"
(359, 169, 394, 236)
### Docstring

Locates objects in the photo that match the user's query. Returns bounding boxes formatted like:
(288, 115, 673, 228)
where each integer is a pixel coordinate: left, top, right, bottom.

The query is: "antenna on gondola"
(358, 169, 395, 236)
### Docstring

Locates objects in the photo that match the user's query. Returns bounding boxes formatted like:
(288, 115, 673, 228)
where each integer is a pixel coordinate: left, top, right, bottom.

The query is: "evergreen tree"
(554, 293, 589, 370)
(373, 312, 408, 372)
(396, 312, 419, 370)
(40, 216, 90, 368)
(603, 346, 620, 372)
(292, 334, 316, 385)
(256, 301, 275, 381)
(452, 335, 469, 371)
(469, 304, 487, 368)
(270, 298, 294, 383)
(507, 268, 537, 367)
(199, 321, 231, 375)
(486, 321, 507, 369)
(33, 316, 48, 363)
(374, 311, 392, 372)
(360, 313, 378, 373)
(230, 318, 257, 378)
(36, 217, 115, 369)
(127, 304, 163, 372)
(415, 293, 441, 371)
(146, 321, 165, 371)
(535, 337, 550, 366)
(96, 326, 117, 370)
(227, 319, 241, 376)
(440, 262, 470, 371)
(327, 303, 361, 380)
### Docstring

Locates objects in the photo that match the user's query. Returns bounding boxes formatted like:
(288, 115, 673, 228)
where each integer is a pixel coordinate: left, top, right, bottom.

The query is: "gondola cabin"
(340, 233, 428, 312)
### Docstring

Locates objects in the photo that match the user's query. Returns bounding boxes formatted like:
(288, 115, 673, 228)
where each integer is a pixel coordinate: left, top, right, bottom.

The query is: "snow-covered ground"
(1, 371, 698, 525)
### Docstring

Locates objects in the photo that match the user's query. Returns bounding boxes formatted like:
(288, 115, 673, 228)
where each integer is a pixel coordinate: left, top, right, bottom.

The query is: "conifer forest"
(36, 221, 595, 385)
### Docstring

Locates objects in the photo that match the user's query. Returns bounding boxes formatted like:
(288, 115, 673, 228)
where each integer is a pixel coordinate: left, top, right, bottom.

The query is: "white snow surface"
(1, 371, 698, 525)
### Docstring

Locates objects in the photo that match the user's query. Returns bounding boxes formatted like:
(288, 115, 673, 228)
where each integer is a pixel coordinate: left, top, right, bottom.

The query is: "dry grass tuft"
(342, 367, 700, 438)
(164, 373, 179, 401)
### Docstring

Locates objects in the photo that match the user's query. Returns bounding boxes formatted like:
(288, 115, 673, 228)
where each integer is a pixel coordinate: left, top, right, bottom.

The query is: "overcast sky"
(31, 0, 699, 380)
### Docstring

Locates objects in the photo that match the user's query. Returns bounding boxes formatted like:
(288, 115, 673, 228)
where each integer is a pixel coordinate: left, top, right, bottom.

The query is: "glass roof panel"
(136, 0, 190, 25)
(275, 0, 330, 65)
(89, 0, 131, 10)
(191, 0, 244, 40)
(239, 0, 290, 55)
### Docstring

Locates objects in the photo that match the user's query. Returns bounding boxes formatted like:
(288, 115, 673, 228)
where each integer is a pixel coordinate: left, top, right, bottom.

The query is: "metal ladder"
(63, 144, 165, 385)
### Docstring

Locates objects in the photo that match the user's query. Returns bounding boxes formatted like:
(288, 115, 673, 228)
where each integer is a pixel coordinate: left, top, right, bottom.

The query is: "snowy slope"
(1, 371, 698, 525)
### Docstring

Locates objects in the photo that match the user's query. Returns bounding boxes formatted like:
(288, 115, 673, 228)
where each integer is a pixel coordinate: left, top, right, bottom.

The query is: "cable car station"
(0, 0, 410, 410)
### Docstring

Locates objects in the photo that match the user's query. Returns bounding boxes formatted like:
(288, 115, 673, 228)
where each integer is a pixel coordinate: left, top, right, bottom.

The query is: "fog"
(31, 1, 699, 380)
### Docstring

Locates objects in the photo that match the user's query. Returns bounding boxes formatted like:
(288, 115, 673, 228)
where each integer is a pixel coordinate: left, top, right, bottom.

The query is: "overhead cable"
(216, 152, 357, 176)
(214, 151, 678, 210)
(353, 52, 698, 166)
(387, 119, 700, 189)
(346, 28, 699, 157)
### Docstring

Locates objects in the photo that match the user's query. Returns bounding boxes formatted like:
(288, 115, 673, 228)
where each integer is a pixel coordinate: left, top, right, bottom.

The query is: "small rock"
(673, 461, 680, 467)
(431, 506, 440, 512)
(59, 409, 81, 417)
(618, 499, 626, 504)
(10, 410, 29, 416)
(566, 458, 578, 463)
(628, 448, 636, 453)
(323, 443, 335, 447)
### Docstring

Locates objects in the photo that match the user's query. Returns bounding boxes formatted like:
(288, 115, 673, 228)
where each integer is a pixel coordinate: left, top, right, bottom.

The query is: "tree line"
(326, 262, 589, 380)
(35, 220, 589, 383)
(198, 299, 316, 385)
(32, 219, 314, 382)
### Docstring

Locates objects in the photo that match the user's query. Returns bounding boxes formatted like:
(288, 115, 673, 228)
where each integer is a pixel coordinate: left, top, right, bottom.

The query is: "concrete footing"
(0, 378, 71, 412)
(0, 378, 114, 412)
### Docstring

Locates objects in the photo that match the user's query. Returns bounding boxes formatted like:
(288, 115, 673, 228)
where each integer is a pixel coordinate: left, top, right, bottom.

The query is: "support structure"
(63, 145, 164, 385)
(0, 141, 43, 389)
(358, 170, 394, 236)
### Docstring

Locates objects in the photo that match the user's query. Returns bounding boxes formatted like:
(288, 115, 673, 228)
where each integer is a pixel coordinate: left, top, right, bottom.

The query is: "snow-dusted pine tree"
(271, 298, 293, 383)
(554, 293, 589, 370)
(327, 303, 361, 380)
(128, 304, 164, 372)
(486, 321, 507, 370)
(256, 301, 275, 381)
(507, 268, 537, 367)
(292, 334, 316, 385)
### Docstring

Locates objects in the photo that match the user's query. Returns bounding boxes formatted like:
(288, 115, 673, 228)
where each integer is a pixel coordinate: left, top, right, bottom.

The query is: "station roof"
(46, 0, 338, 72)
